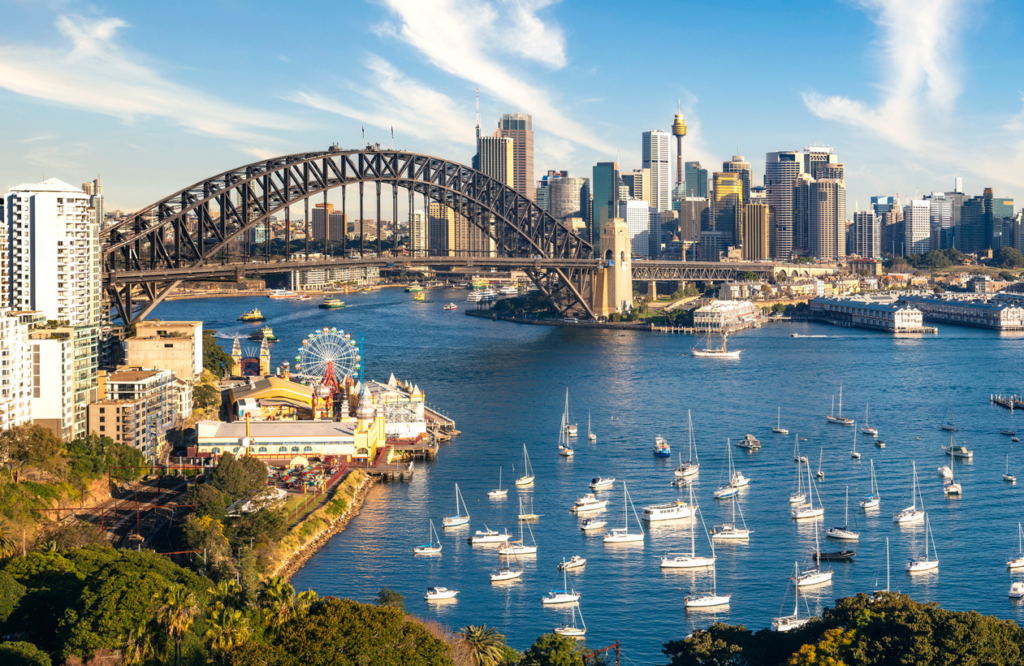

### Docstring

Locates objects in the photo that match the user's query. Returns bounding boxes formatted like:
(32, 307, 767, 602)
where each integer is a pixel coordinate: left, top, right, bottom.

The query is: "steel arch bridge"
(102, 146, 596, 323)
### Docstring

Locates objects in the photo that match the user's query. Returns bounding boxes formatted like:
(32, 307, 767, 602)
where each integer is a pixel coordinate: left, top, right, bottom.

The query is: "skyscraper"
(793, 173, 814, 254)
(476, 136, 514, 187)
(642, 130, 671, 212)
(723, 155, 751, 204)
(621, 169, 650, 202)
(742, 203, 770, 260)
(496, 112, 534, 201)
(548, 177, 590, 226)
(852, 211, 880, 258)
(592, 162, 620, 246)
(712, 172, 743, 248)
(81, 177, 103, 229)
(809, 179, 846, 261)
(619, 200, 653, 258)
(804, 146, 838, 178)
(765, 151, 803, 259)
(312, 204, 346, 242)
(535, 170, 567, 212)
(904, 200, 931, 255)
(684, 162, 708, 199)
(410, 210, 427, 257)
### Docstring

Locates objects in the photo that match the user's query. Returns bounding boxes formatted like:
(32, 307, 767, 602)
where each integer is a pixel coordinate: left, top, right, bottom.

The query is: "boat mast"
(886, 538, 890, 591)
(839, 384, 843, 418)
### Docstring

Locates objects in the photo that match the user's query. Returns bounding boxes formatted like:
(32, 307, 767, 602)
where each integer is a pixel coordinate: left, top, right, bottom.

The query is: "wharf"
(425, 405, 460, 441)
(364, 445, 415, 481)
(992, 394, 1024, 411)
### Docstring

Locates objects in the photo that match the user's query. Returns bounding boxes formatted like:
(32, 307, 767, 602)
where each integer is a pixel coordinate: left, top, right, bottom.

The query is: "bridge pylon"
(592, 217, 633, 317)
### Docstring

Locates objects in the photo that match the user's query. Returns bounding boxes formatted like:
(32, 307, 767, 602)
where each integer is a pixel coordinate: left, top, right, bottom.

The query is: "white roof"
(8, 178, 84, 194)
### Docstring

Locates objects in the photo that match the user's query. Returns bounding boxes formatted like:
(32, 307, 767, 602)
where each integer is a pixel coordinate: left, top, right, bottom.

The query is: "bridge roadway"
(103, 254, 826, 285)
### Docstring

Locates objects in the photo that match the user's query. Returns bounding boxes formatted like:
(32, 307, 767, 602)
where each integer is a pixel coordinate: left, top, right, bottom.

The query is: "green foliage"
(0, 425, 63, 483)
(0, 520, 17, 559)
(997, 247, 1024, 269)
(210, 453, 268, 500)
(459, 625, 507, 666)
(0, 570, 26, 624)
(324, 497, 348, 517)
(181, 515, 232, 567)
(0, 641, 52, 666)
(192, 484, 228, 522)
(521, 633, 590, 666)
(375, 586, 405, 612)
(274, 597, 454, 666)
(228, 507, 287, 550)
(739, 271, 759, 282)
(892, 248, 966, 270)
(64, 433, 145, 484)
(999, 270, 1019, 282)
(203, 331, 236, 377)
(153, 584, 200, 666)
(194, 383, 222, 412)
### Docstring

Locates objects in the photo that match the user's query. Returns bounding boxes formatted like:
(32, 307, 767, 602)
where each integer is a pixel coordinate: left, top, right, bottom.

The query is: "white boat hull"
(676, 464, 700, 478)
(642, 505, 693, 521)
(661, 555, 715, 569)
(711, 527, 751, 540)
(692, 349, 741, 358)
(862, 428, 878, 436)
(859, 498, 880, 509)
(559, 447, 574, 457)
(414, 546, 442, 555)
(772, 616, 811, 632)
(554, 627, 586, 637)
(773, 428, 789, 434)
(570, 502, 608, 513)
(442, 516, 470, 528)
(685, 594, 731, 608)
(515, 476, 535, 486)
(499, 544, 537, 555)
(580, 521, 607, 532)
(826, 416, 855, 426)
(826, 528, 859, 540)
(714, 486, 738, 499)
(794, 571, 833, 587)
(1007, 556, 1024, 569)
(604, 532, 644, 543)
(590, 481, 614, 490)
(789, 493, 807, 504)
(893, 509, 924, 523)
(906, 559, 938, 572)
(425, 590, 459, 601)
(1010, 584, 1024, 599)
(792, 507, 824, 520)
(488, 490, 508, 498)
(943, 483, 962, 495)
(542, 593, 580, 605)
(490, 570, 522, 582)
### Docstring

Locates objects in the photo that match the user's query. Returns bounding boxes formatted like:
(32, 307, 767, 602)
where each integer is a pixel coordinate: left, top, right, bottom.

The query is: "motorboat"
(772, 563, 813, 632)
(487, 467, 508, 498)
(515, 444, 535, 486)
(570, 494, 608, 514)
(676, 410, 701, 477)
(860, 460, 881, 509)
(541, 568, 580, 605)
(937, 466, 952, 479)
(861, 403, 878, 437)
(736, 434, 760, 450)
(825, 384, 855, 426)
(413, 292, 425, 302)
(589, 476, 615, 490)
(466, 291, 484, 303)
(267, 289, 297, 299)
(1010, 583, 1024, 599)
(1009, 524, 1024, 569)
(943, 440, 973, 459)
(892, 462, 925, 523)
(442, 484, 470, 528)
(642, 500, 693, 522)
(875, 439, 886, 448)
(498, 285, 519, 296)
(603, 482, 645, 544)
(580, 518, 607, 532)
(413, 520, 442, 555)
(730, 470, 750, 488)
(691, 331, 742, 358)
(1002, 430, 1017, 436)
(711, 495, 751, 540)
(654, 436, 671, 457)
(443, 303, 458, 311)
(553, 603, 587, 637)
(424, 587, 458, 601)
(825, 487, 860, 540)
(772, 407, 789, 434)
(469, 526, 512, 545)
(905, 515, 939, 572)
(558, 555, 587, 571)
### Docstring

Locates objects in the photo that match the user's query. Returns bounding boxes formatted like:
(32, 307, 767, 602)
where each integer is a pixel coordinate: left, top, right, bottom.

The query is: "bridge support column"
(592, 217, 633, 317)
(677, 280, 687, 294)
(648, 281, 657, 299)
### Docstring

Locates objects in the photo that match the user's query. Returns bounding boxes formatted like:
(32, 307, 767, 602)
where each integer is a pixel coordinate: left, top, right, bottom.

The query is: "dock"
(992, 394, 1024, 412)
(425, 405, 460, 441)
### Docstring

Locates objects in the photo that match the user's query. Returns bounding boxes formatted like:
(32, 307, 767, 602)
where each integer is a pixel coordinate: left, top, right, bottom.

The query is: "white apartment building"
(642, 130, 672, 212)
(3, 178, 101, 326)
(0, 310, 39, 430)
(410, 210, 427, 257)
(30, 329, 76, 439)
(904, 200, 931, 255)
(619, 200, 653, 258)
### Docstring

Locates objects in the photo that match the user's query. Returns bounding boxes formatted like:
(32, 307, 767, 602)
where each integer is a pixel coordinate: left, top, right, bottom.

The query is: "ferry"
(641, 500, 693, 522)
(405, 282, 424, 292)
(498, 285, 519, 296)
(248, 326, 278, 342)
(413, 292, 426, 302)
(319, 298, 345, 309)
(478, 288, 499, 301)
(443, 303, 458, 311)
(238, 308, 266, 322)
(653, 436, 671, 457)
(736, 434, 761, 450)
(467, 292, 484, 303)
(267, 289, 297, 299)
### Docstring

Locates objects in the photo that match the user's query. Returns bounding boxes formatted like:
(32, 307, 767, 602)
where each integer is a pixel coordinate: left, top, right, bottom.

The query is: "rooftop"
(9, 177, 84, 194)
(108, 370, 166, 382)
(197, 419, 355, 439)
(812, 297, 917, 313)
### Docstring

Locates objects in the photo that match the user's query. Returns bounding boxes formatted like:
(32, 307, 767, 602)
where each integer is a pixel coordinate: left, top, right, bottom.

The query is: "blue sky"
(1, 0, 1021, 214)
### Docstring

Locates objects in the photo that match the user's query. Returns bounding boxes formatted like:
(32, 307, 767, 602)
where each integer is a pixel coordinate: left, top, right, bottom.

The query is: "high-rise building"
(955, 177, 964, 193)
(904, 200, 931, 255)
(476, 136, 514, 187)
(994, 197, 1015, 224)
(684, 162, 708, 198)
(958, 195, 987, 253)
(90, 368, 176, 463)
(723, 155, 752, 204)
(677, 197, 709, 245)
(672, 111, 687, 187)
(619, 200, 653, 258)
(742, 203, 770, 260)
(809, 179, 846, 261)
(642, 130, 671, 212)
(535, 170, 568, 213)
(852, 211, 881, 258)
(621, 169, 650, 202)
(427, 202, 456, 256)
(871, 196, 894, 217)
(712, 172, 744, 248)
(548, 177, 590, 227)
(0, 310, 36, 430)
(496, 113, 534, 201)
(804, 146, 838, 178)
(592, 162, 621, 246)
(649, 207, 663, 258)
(793, 173, 814, 254)
(312, 204, 346, 242)
(410, 210, 427, 257)
(81, 177, 104, 230)
(765, 151, 804, 259)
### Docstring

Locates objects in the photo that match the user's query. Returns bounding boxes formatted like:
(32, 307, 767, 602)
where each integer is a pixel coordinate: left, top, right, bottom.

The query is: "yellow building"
(712, 172, 744, 248)
(742, 203, 770, 260)
(229, 377, 314, 421)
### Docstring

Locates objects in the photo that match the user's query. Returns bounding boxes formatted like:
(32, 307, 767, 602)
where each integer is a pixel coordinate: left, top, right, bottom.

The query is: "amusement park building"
(230, 377, 314, 421)
(364, 377, 427, 439)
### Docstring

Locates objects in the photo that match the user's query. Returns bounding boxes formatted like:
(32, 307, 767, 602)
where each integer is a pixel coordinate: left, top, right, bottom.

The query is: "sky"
(1, 0, 1022, 216)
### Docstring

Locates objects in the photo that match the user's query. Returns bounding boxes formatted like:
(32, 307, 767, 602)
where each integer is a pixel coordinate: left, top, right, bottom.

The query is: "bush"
(0, 641, 51, 666)
(210, 453, 268, 500)
(998, 247, 1024, 269)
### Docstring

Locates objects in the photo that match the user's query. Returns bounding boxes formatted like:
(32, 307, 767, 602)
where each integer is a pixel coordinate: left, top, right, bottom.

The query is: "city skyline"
(0, 0, 1022, 213)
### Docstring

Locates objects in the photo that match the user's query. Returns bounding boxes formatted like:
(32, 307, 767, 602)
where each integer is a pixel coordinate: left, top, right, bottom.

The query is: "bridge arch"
(102, 146, 595, 322)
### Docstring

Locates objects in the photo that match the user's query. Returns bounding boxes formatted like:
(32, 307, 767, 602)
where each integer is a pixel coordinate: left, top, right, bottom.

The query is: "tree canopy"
(997, 247, 1024, 269)
(203, 331, 236, 377)
(210, 453, 268, 500)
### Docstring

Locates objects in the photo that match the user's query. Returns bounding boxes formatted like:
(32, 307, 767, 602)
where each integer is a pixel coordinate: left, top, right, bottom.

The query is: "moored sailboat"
(553, 602, 587, 637)
(859, 459, 881, 509)
(675, 410, 700, 478)
(710, 494, 751, 540)
(603, 481, 645, 544)
(772, 563, 813, 632)
(773, 406, 789, 434)
(826, 486, 860, 540)
(825, 385, 855, 426)
(515, 444, 535, 486)
(892, 461, 925, 523)
(413, 520, 442, 554)
(487, 467, 508, 498)
(662, 486, 716, 568)
(441, 484, 470, 528)
(905, 515, 939, 572)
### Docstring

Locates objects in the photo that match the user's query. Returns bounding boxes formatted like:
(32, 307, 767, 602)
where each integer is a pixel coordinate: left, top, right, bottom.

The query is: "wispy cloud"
(0, 15, 300, 145)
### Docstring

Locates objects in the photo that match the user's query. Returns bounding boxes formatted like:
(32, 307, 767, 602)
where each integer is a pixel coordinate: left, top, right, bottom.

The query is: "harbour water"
(155, 288, 1024, 664)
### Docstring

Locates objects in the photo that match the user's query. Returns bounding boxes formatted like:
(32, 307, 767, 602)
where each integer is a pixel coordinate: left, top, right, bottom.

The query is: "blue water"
(154, 289, 1024, 665)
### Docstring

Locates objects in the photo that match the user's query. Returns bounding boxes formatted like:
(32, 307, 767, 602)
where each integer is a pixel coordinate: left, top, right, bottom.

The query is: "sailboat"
(558, 412, 574, 458)
(1007, 523, 1024, 569)
(941, 409, 958, 432)
(691, 331, 742, 358)
(662, 486, 716, 568)
(518, 497, 541, 521)
(490, 548, 523, 582)
(772, 563, 813, 632)
(789, 449, 807, 505)
(413, 520, 442, 554)
(773, 407, 789, 434)
(817, 447, 825, 481)
(684, 535, 730, 608)
(793, 434, 807, 463)
(553, 602, 587, 637)
(859, 460, 881, 509)
(442, 484, 470, 527)
(714, 441, 743, 498)
(850, 423, 861, 459)
(487, 467, 508, 498)
(905, 515, 939, 572)
(944, 457, 962, 496)
(942, 431, 973, 459)
(500, 504, 538, 555)
(862, 403, 878, 437)
(825, 384, 855, 425)
(791, 459, 824, 520)
(515, 444, 535, 486)
(675, 410, 700, 478)
(710, 494, 751, 540)
(587, 411, 597, 442)
(794, 522, 833, 586)
(562, 388, 578, 437)
(1005, 455, 1016, 483)
(603, 481, 645, 543)
(826, 487, 860, 540)
(541, 567, 580, 605)
(872, 538, 891, 596)
(892, 461, 925, 523)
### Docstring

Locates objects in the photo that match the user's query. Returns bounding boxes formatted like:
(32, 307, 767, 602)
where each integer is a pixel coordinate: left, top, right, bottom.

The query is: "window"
(278, 446, 287, 453)
(165, 343, 173, 348)
(212, 447, 221, 453)
(99, 407, 105, 414)
(258, 447, 267, 453)
(303, 446, 313, 452)
(291, 446, 299, 453)
(99, 426, 105, 432)
(99, 416, 105, 423)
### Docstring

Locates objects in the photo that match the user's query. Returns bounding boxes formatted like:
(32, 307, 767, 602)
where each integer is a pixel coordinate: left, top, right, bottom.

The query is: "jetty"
(992, 394, 1024, 412)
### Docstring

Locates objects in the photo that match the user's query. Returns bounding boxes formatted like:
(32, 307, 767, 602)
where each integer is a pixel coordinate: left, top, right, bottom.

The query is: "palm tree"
(0, 520, 16, 559)
(295, 589, 319, 616)
(204, 607, 251, 659)
(458, 625, 507, 666)
(206, 579, 242, 611)
(153, 585, 199, 666)
(258, 576, 296, 633)
(121, 617, 154, 666)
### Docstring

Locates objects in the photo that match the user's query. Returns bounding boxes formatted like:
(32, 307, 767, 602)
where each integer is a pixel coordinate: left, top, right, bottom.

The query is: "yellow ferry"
(239, 308, 266, 322)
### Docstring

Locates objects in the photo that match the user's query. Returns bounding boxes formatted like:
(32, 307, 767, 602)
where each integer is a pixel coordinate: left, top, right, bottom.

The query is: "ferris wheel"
(295, 328, 361, 389)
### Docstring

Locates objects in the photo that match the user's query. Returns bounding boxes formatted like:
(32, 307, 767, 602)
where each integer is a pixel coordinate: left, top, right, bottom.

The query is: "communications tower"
(671, 102, 687, 187)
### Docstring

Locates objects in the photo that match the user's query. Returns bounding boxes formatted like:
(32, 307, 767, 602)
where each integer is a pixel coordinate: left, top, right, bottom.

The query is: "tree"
(998, 247, 1024, 269)
(204, 607, 252, 658)
(120, 618, 154, 666)
(203, 331, 236, 377)
(0, 571, 26, 624)
(192, 484, 229, 522)
(181, 515, 231, 566)
(521, 633, 589, 666)
(194, 383, 222, 412)
(207, 580, 243, 611)
(787, 627, 857, 665)
(999, 271, 1019, 282)
(259, 576, 297, 634)
(459, 625, 507, 666)
(0, 641, 52, 666)
(0, 519, 17, 559)
(153, 584, 199, 666)
(0, 425, 62, 483)
(210, 453, 268, 499)
(739, 271, 758, 282)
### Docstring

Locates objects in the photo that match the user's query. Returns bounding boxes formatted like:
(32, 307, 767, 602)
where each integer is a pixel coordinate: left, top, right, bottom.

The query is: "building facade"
(898, 295, 1024, 330)
(476, 136, 514, 187)
(496, 113, 534, 201)
(619, 200, 653, 258)
(742, 203, 770, 260)
(765, 151, 803, 259)
(591, 162, 620, 247)
(90, 368, 177, 463)
(722, 155, 752, 204)
(809, 298, 926, 332)
(693, 300, 759, 331)
(410, 210, 427, 257)
(642, 130, 671, 212)
(851, 211, 880, 258)
(904, 200, 931, 255)
(809, 179, 846, 261)
(548, 177, 590, 226)
(712, 172, 743, 249)
(124, 321, 203, 384)
(684, 162, 708, 198)
(0, 310, 37, 430)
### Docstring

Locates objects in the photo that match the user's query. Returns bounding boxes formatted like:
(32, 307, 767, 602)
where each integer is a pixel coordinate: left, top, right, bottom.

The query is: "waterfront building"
(765, 151, 803, 259)
(723, 155, 752, 204)
(904, 200, 931, 255)
(642, 130, 671, 212)
(124, 321, 203, 385)
(365, 376, 427, 439)
(0, 310, 38, 430)
(897, 295, 1024, 330)
(810, 179, 846, 261)
(231, 376, 314, 421)
(712, 172, 744, 248)
(496, 113, 534, 201)
(684, 162, 708, 199)
(619, 200, 653, 258)
(808, 297, 928, 332)
(410, 210, 427, 257)
(591, 162, 621, 246)
(851, 211, 880, 258)
(593, 217, 633, 317)
(283, 266, 379, 290)
(548, 177, 590, 227)
(742, 203, 770, 260)
(621, 169, 650, 202)
(693, 300, 759, 332)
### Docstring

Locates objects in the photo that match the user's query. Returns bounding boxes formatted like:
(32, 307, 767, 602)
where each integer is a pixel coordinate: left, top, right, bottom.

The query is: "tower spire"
(475, 88, 480, 143)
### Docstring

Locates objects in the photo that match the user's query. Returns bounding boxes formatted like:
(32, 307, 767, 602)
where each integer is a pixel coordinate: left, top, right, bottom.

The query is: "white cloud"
(0, 15, 300, 144)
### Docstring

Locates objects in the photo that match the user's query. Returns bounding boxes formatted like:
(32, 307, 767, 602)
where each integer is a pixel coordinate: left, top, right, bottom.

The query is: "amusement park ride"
(294, 328, 362, 419)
